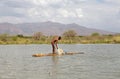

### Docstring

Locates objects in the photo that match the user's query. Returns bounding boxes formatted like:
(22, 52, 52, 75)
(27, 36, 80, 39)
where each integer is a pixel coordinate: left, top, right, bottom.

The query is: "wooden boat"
(32, 52, 84, 57)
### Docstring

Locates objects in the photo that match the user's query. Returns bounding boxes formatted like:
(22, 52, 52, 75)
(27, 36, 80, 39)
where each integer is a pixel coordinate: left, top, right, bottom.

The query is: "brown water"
(0, 44, 120, 79)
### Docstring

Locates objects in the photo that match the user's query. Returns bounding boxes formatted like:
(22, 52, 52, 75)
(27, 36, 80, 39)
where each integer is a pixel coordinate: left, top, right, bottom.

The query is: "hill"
(0, 21, 115, 36)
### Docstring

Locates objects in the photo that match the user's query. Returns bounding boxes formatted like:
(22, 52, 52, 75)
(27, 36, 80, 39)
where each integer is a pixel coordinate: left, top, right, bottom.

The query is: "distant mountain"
(0, 21, 116, 36)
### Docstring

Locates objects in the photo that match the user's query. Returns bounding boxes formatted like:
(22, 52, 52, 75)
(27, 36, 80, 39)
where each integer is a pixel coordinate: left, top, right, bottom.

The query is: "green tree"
(62, 30, 77, 43)
(91, 32, 100, 36)
(17, 34, 24, 37)
(62, 30, 77, 37)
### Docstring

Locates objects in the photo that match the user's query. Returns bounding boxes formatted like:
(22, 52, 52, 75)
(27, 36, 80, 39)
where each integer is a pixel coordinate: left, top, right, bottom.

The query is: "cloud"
(104, 0, 120, 4)
(0, 0, 33, 8)
(0, 0, 34, 18)
(65, 0, 120, 32)
(0, 0, 120, 32)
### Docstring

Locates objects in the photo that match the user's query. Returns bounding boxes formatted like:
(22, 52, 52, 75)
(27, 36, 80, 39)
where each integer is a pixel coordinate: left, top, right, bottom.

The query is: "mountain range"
(0, 21, 116, 36)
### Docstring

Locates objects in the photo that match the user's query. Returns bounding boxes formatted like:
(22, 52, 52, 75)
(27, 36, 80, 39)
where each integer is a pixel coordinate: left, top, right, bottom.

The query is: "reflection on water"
(52, 55, 59, 65)
(0, 44, 120, 79)
(50, 56, 59, 79)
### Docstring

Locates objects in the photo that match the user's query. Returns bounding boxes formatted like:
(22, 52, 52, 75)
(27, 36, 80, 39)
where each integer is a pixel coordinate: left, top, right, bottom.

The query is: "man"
(51, 36, 61, 54)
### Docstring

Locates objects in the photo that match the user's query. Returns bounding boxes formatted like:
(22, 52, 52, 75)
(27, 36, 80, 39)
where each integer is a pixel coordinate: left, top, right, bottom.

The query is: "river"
(0, 44, 120, 79)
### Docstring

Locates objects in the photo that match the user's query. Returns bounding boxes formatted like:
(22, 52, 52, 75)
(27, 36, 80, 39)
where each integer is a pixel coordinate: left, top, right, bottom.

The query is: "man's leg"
(52, 43, 55, 54)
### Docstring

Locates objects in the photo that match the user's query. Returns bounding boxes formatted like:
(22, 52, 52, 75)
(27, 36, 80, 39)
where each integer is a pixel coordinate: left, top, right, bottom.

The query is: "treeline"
(0, 30, 120, 44)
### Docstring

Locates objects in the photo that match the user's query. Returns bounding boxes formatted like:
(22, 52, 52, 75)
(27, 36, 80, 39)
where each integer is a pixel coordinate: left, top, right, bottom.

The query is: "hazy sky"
(0, 0, 120, 32)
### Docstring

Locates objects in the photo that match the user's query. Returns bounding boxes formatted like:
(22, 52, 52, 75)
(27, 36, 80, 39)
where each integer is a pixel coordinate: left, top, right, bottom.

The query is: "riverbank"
(0, 34, 120, 44)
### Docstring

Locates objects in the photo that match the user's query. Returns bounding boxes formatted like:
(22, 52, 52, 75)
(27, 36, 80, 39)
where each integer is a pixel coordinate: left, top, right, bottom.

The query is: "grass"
(0, 34, 120, 44)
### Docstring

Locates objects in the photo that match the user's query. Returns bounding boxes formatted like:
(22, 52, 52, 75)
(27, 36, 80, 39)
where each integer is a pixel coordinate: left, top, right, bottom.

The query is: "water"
(0, 44, 120, 79)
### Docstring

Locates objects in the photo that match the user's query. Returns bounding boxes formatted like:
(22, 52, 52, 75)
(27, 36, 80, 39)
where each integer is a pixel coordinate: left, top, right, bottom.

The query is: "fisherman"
(51, 36, 61, 54)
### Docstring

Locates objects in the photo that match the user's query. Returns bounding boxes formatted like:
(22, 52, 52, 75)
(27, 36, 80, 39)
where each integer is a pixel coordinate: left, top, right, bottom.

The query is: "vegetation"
(63, 30, 77, 37)
(0, 31, 120, 44)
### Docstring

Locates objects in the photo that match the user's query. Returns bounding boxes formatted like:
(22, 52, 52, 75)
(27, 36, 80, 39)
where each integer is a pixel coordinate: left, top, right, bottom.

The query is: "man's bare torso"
(51, 36, 59, 44)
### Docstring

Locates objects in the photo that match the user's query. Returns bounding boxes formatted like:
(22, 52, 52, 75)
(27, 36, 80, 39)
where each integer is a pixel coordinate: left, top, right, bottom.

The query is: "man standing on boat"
(51, 36, 61, 54)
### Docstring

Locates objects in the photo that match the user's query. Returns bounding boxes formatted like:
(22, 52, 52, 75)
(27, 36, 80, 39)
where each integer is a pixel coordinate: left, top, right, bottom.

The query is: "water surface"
(0, 44, 120, 79)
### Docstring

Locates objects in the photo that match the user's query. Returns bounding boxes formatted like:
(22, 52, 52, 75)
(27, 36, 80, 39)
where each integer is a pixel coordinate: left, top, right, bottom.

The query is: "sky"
(0, 0, 120, 33)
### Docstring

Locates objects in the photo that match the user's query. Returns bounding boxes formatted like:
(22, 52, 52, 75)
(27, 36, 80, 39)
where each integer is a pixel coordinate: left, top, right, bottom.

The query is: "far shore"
(0, 34, 120, 44)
